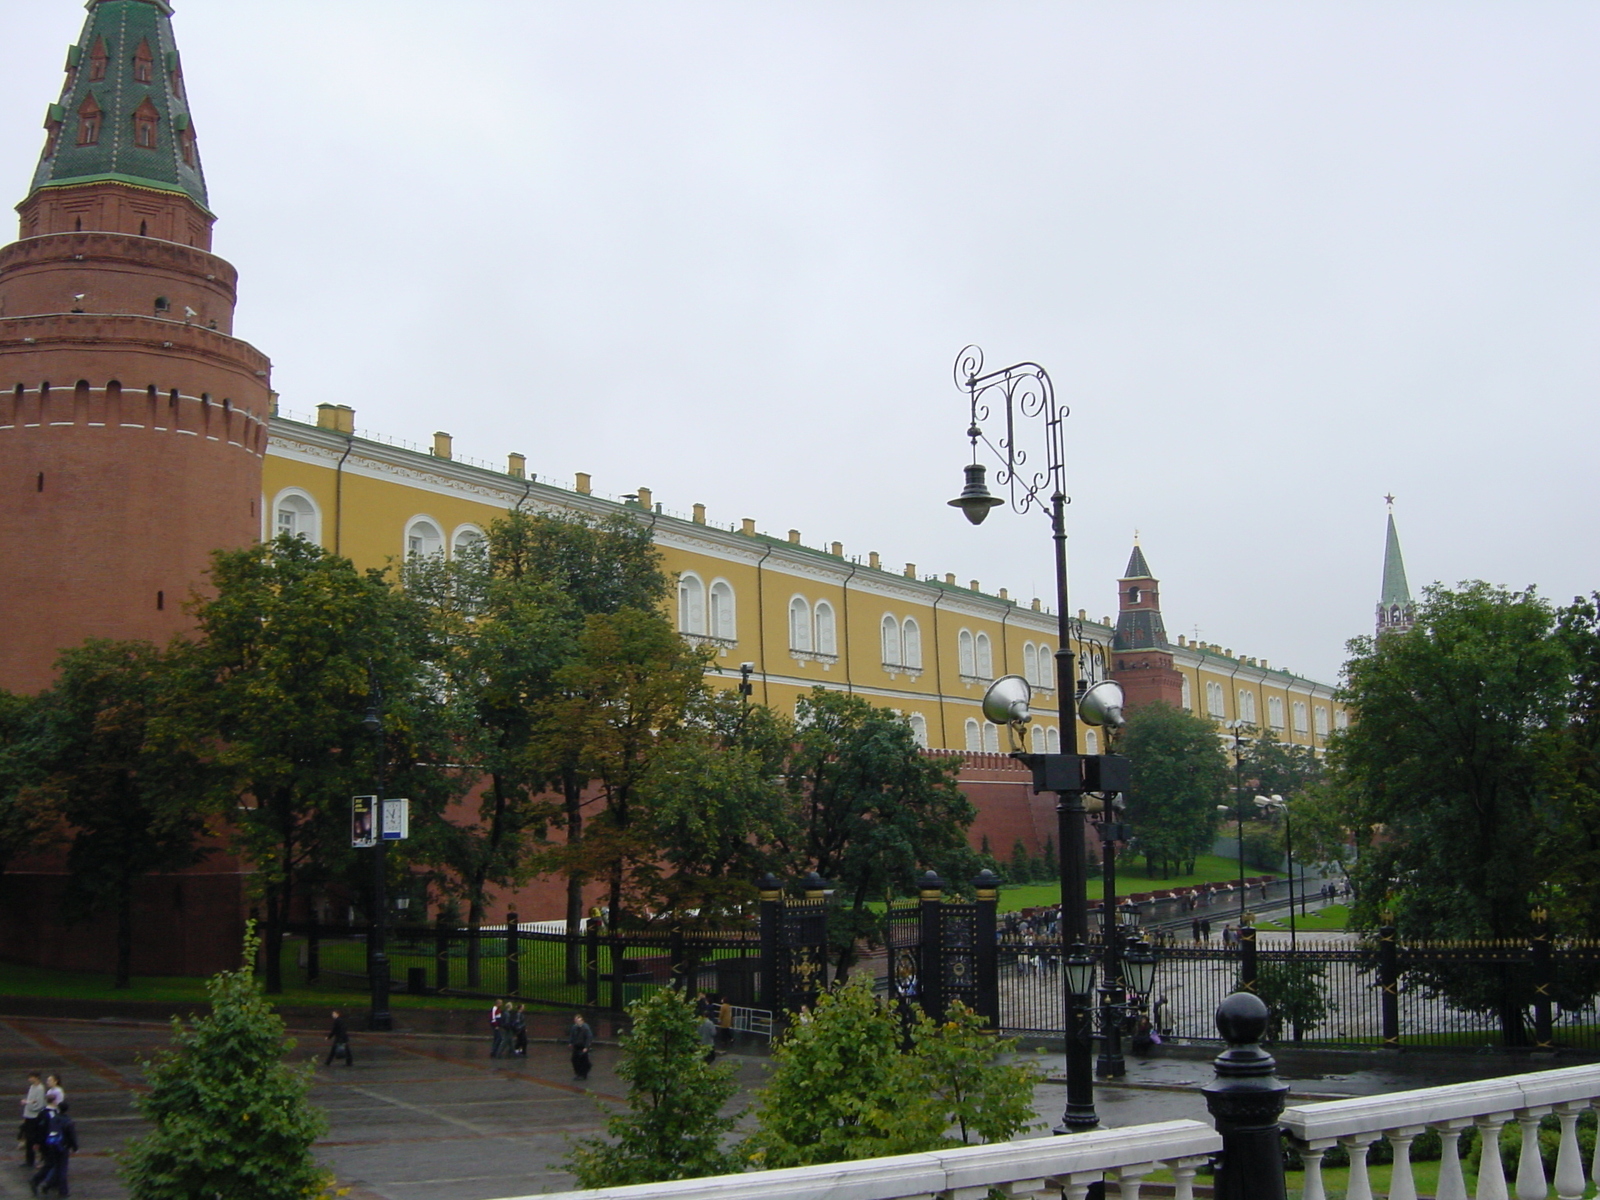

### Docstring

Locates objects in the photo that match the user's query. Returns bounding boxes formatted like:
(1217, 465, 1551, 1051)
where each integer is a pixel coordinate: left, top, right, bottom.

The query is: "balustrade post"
(919, 871, 946, 1022)
(1475, 1112, 1512, 1200)
(1515, 1108, 1551, 1200)
(1384, 1126, 1422, 1200)
(1201, 992, 1288, 1200)
(1340, 1135, 1377, 1200)
(504, 910, 520, 996)
(1430, 1118, 1473, 1200)
(973, 869, 1000, 1029)
(1294, 1139, 1335, 1200)
(1554, 1102, 1586, 1200)
(1378, 924, 1400, 1049)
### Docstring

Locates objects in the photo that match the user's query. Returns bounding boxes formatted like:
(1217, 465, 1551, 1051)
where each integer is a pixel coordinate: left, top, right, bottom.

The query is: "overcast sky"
(7, 1, 1598, 685)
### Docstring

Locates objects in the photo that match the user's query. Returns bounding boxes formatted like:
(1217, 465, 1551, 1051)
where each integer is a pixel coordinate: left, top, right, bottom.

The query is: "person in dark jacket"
(511, 1004, 528, 1057)
(325, 1010, 353, 1067)
(568, 1013, 594, 1081)
(30, 1103, 75, 1197)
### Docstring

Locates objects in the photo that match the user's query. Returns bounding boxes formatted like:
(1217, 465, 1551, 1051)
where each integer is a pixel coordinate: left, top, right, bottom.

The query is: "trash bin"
(407, 966, 427, 995)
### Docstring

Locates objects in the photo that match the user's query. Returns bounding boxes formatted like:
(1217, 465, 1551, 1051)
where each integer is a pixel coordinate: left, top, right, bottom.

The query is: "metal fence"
(998, 930, 1600, 1049)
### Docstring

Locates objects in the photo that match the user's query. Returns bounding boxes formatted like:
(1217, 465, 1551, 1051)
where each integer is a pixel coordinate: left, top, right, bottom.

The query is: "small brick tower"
(1109, 539, 1185, 711)
(0, 0, 271, 692)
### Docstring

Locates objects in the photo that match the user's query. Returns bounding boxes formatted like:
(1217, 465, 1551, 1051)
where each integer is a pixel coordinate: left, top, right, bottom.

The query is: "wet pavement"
(0, 1001, 1592, 1199)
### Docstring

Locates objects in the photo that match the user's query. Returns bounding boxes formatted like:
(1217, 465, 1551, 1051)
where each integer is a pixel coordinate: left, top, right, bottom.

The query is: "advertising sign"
(351, 795, 377, 848)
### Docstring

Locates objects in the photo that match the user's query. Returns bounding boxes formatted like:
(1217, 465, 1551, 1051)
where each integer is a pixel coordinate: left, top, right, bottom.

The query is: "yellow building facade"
(264, 405, 1345, 753)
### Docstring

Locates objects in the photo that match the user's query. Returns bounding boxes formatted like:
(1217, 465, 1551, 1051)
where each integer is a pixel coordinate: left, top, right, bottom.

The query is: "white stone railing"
(520, 1119, 1221, 1200)
(1281, 1063, 1600, 1200)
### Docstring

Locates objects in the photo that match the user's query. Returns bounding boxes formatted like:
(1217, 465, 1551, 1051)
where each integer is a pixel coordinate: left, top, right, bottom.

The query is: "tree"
(1284, 781, 1358, 885)
(1240, 725, 1323, 801)
(1247, 959, 1334, 1043)
(177, 535, 444, 992)
(742, 976, 944, 1168)
(39, 640, 211, 987)
(1119, 703, 1230, 878)
(779, 688, 978, 975)
(119, 923, 332, 1199)
(0, 689, 59, 878)
(565, 988, 741, 1186)
(1332, 581, 1573, 1042)
(908, 1001, 1040, 1144)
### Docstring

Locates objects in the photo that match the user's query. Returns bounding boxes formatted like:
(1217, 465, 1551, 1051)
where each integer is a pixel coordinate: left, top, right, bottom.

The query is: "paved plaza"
(0, 1003, 1571, 1200)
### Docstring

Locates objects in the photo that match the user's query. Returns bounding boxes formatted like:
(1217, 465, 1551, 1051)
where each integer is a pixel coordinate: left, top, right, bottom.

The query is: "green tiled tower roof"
(28, 0, 209, 212)
(1379, 513, 1411, 608)
(1123, 543, 1153, 580)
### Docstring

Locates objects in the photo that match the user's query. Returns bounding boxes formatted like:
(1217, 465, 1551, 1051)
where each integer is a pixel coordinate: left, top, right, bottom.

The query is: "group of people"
(17, 1071, 75, 1197)
(490, 1000, 530, 1058)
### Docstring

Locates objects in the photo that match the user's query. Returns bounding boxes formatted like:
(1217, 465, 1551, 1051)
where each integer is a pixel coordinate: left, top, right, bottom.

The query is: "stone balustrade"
(523, 1119, 1221, 1200)
(1281, 1063, 1600, 1200)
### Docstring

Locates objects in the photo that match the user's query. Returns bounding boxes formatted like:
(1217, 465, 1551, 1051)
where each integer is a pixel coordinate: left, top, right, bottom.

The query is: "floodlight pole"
(949, 345, 1097, 1133)
(364, 699, 392, 1032)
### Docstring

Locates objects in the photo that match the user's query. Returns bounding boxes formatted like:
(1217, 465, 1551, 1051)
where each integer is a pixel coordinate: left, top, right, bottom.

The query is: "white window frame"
(709, 579, 736, 641)
(678, 573, 707, 636)
(403, 515, 444, 559)
(958, 629, 976, 677)
(1046, 726, 1061, 754)
(908, 713, 929, 749)
(1206, 681, 1225, 719)
(1292, 700, 1308, 734)
(1023, 643, 1039, 686)
(815, 601, 837, 657)
(902, 617, 922, 670)
(1314, 706, 1329, 736)
(881, 614, 902, 667)
(1237, 690, 1257, 725)
(271, 487, 320, 545)
(982, 722, 1000, 752)
(1182, 676, 1193, 711)
(1030, 725, 1045, 753)
(975, 632, 994, 679)
(1085, 729, 1098, 754)
(788, 596, 812, 652)
(1037, 644, 1055, 690)
(1268, 696, 1286, 730)
(451, 524, 486, 559)
(1335, 709, 1349, 731)
(964, 718, 981, 752)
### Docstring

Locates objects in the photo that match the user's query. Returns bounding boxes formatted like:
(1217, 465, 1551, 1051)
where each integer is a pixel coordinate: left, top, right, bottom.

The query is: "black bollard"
(1202, 992, 1288, 1200)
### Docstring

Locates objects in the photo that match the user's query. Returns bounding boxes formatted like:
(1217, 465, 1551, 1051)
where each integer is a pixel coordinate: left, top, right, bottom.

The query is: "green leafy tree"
(40, 640, 211, 987)
(1283, 781, 1358, 885)
(1247, 959, 1334, 1043)
(1550, 594, 1600, 933)
(1332, 581, 1574, 1041)
(779, 689, 978, 975)
(909, 1001, 1040, 1144)
(0, 689, 59, 877)
(565, 988, 741, 1186)
(1240, 725, 1323, 801)
(1008, 838, 1034, 884)
(119, 923, 332, 1200)
(742, 976, 944, 1168)
(177, 535, 444, 992)
(1120, 702, 1231, 878)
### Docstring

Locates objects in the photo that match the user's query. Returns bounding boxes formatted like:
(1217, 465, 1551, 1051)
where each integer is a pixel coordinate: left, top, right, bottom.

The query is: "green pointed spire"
(1380, 512, 1410, 608)
(1123, 542, 1153, 580)
(28, 0, 209, 212)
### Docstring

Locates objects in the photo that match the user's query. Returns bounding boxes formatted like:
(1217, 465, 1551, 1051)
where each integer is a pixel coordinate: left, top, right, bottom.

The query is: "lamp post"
(1227, 721, 1249, 926)
(1255, 794, 1295, 952)
(948, 345, 1098, 1133)
(362, 700, 393, 1032)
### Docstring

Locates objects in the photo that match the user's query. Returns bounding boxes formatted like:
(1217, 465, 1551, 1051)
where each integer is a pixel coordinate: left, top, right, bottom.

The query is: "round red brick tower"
(0, 0, 270, 693)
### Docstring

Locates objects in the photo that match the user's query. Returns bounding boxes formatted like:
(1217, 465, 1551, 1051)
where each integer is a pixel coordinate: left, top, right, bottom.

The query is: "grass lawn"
(1258, 904, 1350, 933)
(998, 853, 1282, 913)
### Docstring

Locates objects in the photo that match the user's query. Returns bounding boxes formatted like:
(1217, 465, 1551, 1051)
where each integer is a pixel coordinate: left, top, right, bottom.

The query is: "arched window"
(983, 723, 1000, 752)
(1206, 681, 1225, 719)
(1292, 701, 1308, 734)
(908, 713, 929, 749)
(1237, 691, 1257, 724)
(881, 614, 901, 666)
(678, 574, 707, 635)
(1314, 706, 1329, 736)
(404, 517, 443, 559)
(1046, 726, 1061, 754)
(273, 489, 319, 543)
(452, 525, 485, 559)
(814, 602, 837, 656)
(1335, 709, 1349, 731)
(902, 618, 922, 669)
(709, 580, 736, 640)
(1030, 725, 1045, 753)
(964, 718, 981, 752)
(1038, 644, 1054, 689)
(1023, 643, 1039, 686)
(1267, 697, 1286, 730)
(1182, 676, 1193, 711)
(1085, 729, 1098, 754)
(789, 597, 812, 652)
(975, 632, 993, 680)
(958, 629, 976, 676)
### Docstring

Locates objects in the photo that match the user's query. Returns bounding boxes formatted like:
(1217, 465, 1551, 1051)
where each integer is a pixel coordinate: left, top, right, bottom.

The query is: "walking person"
(18, 1071, 44, 1168)
(29, 1101, 75, 1198)
(41, 1077, 62, 1112)
(699, 1013, 717, 1064)
(324, 1010, 353, 1067)
(568, 1013, 594, 1081)
(511, 1004, 528, 1057)
(489, 1000, 508, 1059)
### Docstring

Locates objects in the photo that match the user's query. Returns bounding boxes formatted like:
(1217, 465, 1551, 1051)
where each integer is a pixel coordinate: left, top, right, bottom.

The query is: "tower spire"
(20, 0, 211, 247)
(1376, 499, 1414, 638)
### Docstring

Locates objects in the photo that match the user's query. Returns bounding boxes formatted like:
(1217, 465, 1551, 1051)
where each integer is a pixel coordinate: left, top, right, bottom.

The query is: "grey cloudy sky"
(7, 1, 1598, 686)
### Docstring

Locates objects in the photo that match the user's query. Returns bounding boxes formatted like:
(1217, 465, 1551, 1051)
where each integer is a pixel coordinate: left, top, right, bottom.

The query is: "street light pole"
(948, 345, 1097, 1133)
(363, 700, 393, 1032)
(1255, 794, 1296, 953)
(1231, 723, 1248, 927)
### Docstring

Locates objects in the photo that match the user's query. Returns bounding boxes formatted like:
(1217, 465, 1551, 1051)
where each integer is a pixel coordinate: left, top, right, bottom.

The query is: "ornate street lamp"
(949, 345, 1136, 1131)
(1255, 794, 1295, 951)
